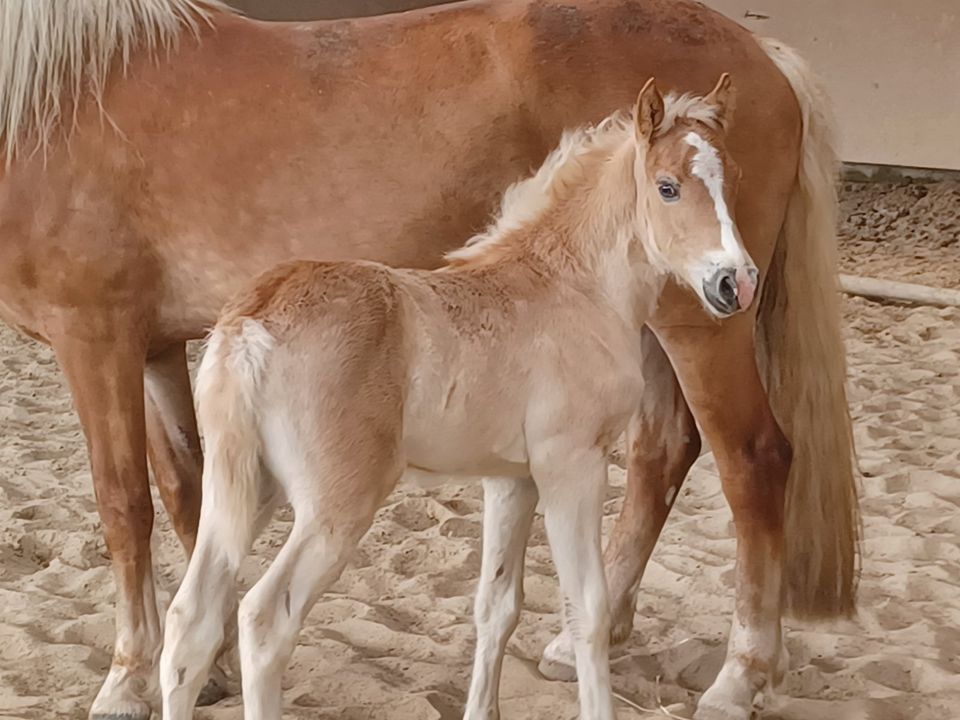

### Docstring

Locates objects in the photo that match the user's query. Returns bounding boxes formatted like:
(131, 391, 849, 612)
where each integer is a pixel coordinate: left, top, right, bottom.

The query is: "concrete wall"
(224, 0, 960, 170)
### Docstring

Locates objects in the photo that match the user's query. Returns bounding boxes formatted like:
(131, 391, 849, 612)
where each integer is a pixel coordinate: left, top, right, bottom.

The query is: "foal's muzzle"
(703, 266, 759, 316)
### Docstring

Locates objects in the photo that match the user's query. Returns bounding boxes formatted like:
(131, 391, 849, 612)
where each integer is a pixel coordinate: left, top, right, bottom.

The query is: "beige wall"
(226, 0, 960, 170)
(702, 0, 960, 170)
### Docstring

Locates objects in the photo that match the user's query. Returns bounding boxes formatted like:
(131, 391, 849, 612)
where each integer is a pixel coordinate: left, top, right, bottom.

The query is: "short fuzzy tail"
(755, 37, 861, 618)
(194, 318, 274, 563)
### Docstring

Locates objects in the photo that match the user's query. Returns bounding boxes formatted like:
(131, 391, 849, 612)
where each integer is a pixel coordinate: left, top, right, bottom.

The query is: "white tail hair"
(0, 0, 228, 165)
(195, 318, 273, 563)
(756, 37, 861, 618)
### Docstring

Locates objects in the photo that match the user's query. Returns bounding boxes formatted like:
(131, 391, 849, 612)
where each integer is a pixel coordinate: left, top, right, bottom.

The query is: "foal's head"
(633, 75, 758, 317)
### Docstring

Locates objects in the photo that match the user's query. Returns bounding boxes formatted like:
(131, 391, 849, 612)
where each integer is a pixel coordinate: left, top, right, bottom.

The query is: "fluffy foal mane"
(0, 0, 230, 166)
(445, 91, 722, 268)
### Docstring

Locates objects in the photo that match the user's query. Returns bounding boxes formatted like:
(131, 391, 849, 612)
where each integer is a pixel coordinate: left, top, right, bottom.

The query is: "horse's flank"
(0, 0, 227, 165)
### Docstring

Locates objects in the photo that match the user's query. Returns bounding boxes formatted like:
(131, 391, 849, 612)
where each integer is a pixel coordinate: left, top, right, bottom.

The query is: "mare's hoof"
(91, 713, 150, 720)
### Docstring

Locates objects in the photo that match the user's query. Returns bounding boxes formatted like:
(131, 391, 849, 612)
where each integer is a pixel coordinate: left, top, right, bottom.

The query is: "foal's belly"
(401, 404, 531, 479)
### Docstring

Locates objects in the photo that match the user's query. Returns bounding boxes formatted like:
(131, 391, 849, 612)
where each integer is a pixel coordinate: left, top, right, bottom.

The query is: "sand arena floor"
(0, 181, 958, 719)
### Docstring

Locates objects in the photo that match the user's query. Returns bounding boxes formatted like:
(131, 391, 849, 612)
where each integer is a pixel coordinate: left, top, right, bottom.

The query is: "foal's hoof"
(90, 697, 151, 720)
(694, 689, 760, 720)
(90, 710, 150, 720)
(693, 705, 758, 720)
(197, 677, 230, 707)
(197, 663, 234, 707)
(537, 631, 577, 682)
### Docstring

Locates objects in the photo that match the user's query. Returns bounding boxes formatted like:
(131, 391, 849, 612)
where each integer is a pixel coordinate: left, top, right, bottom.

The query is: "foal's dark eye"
(657, 180, 680, 202)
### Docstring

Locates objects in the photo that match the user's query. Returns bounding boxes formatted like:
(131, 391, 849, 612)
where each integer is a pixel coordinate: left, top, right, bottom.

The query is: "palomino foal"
(160, 76, 756, 719)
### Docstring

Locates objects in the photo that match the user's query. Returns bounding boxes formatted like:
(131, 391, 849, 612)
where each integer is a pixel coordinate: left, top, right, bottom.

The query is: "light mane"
(0, 0, 230, 166)
(445, 92, 721, 267)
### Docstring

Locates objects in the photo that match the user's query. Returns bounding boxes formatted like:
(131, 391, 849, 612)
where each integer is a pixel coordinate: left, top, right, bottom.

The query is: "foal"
(160, 75, 757, 719)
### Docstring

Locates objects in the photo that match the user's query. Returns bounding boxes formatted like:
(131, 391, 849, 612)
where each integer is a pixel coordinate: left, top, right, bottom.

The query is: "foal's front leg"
(532, 445, 615, 720)
(540, 330, 701, 678)
(464, 477, 538, 720)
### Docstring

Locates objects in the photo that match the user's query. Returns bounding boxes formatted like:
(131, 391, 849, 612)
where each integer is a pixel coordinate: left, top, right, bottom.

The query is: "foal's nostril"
(703, 268, 740, 315)
(718, 273, 737, 306)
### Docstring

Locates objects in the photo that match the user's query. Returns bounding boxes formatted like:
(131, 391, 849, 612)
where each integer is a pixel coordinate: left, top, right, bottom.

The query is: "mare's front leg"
(464, 477, 538, 720)
(656, 315, 791, 720)
(532, 444, 615, 720)
(540, 328, 701, 678)
(53, 330, 161, 720)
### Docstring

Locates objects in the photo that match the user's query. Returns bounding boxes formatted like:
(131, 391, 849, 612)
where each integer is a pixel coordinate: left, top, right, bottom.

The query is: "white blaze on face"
(683, 131, 749, 265)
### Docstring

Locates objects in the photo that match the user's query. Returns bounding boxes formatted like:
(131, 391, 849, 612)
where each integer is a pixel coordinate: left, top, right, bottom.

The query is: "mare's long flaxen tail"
(194, 317, 275, 564)
(755, 37, 861, 619)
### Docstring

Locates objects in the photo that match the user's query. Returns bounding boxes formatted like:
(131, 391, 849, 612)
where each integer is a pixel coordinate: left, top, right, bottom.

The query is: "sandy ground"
(1, 181, 959, 719)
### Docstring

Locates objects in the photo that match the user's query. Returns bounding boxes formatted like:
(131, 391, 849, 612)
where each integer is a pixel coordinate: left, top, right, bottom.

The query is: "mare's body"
(0, 2, 857, 718)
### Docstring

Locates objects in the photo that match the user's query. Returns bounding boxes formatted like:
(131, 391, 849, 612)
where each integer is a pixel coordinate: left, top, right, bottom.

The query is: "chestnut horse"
(0, 1, 858, 718)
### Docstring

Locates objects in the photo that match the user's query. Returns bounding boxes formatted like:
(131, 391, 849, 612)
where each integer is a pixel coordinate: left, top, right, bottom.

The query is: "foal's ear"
(635, 77, 665, 142)
(706, 73, 736, 131)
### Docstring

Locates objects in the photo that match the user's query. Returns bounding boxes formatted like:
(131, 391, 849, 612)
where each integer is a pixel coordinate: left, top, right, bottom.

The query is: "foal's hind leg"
(540, 329, 700, 677)
(656, 318, 790, 720)
(239, 452, 402, 719)
(160, 473, 281, 719)
(464, 477, 538, 720)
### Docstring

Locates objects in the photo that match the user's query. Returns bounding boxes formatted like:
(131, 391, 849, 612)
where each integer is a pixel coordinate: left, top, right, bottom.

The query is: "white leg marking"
(696, 550, 782, 720)
(664, 484, 677, 507)
(90, 570, 162, 719)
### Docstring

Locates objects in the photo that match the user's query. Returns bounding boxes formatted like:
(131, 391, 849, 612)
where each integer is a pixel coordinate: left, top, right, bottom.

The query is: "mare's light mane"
(445, 92, 721, 267)
(0, 0, 229, 165)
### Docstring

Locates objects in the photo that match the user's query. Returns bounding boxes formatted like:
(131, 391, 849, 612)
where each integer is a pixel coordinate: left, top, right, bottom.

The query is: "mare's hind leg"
(52, 331, 160, 720)
(540, 328, 700, 677)
(464, 477, 539, 720)
(160, 469, 281, 719)
(656, 317, 790, 720)
(239, 450, 402, 719)
(144, 343, 203, 556)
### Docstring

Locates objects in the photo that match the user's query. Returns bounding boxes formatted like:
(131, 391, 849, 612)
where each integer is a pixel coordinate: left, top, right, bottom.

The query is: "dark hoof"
(197, 676, 231, 707)
(91, 714, 150, 720)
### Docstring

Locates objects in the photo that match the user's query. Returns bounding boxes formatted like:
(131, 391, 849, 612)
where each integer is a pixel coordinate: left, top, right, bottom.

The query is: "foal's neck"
(531, 142, 662, 329)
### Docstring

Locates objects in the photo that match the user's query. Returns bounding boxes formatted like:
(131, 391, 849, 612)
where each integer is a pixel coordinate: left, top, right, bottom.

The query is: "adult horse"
(0, 1, 858, 718)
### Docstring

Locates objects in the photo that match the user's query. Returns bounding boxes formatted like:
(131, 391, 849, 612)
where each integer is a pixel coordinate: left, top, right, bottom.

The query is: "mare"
(0, 1, 858, 718)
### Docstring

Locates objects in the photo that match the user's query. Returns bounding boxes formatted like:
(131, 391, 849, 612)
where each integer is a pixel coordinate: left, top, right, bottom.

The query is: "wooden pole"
(839, 274, 960, 308)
